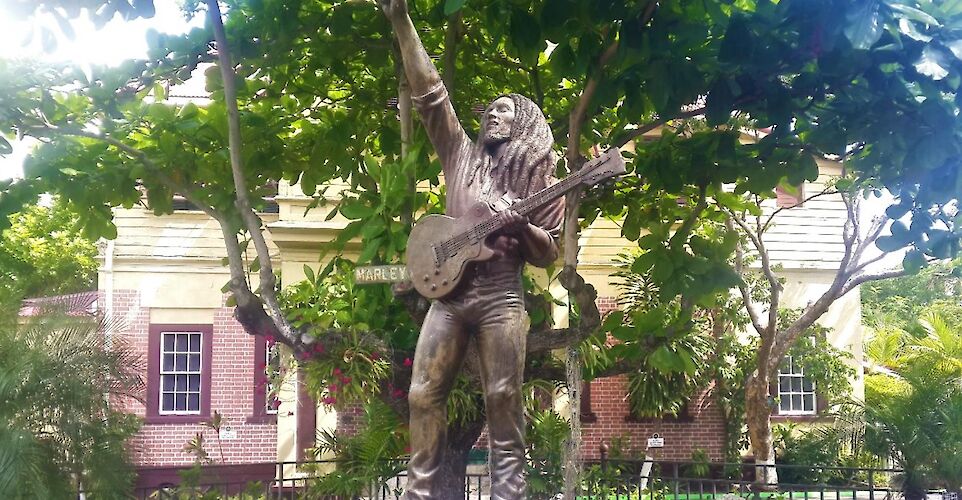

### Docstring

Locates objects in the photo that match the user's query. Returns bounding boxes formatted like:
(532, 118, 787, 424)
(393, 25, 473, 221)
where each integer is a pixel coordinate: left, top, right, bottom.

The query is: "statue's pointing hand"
(378, 0, 408, 19)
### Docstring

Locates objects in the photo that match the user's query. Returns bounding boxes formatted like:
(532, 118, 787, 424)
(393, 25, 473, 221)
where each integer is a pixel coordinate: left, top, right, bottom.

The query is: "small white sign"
(219, 427, 237, 440)
(647, 434, 665, 448)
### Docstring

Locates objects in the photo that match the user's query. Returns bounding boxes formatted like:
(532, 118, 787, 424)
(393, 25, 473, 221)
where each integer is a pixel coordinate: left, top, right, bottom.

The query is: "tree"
(0, 296, 143, 499)
(862, 257, 962, 329)
(4, 0, 962, 495)
(723, 187, 919, 483)
(0, 198, 98, 299)
(864, 312, 962, 499)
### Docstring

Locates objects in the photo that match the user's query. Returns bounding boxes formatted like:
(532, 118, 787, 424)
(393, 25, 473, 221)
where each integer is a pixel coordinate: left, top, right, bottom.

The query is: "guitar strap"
(491, 193, 515, 212)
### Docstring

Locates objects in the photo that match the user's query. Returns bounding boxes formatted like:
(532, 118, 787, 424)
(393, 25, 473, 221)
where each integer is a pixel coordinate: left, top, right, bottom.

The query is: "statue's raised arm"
(380, 0, 468, 174)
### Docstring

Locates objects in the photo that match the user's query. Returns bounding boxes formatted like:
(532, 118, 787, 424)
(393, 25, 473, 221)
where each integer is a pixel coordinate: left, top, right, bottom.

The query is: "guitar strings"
(433, 167, 590, 262)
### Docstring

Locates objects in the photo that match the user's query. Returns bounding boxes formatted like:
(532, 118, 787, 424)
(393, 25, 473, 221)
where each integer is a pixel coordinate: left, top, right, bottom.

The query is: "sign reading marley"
(354, 265, 410, 284)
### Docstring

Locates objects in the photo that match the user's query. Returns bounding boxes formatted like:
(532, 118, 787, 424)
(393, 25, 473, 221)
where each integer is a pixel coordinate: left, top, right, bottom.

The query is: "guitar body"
(407, 202, 498, 299)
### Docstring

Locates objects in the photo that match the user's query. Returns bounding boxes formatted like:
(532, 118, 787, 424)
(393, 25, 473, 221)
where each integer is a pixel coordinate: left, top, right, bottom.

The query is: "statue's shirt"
(411, 83, 565, 259)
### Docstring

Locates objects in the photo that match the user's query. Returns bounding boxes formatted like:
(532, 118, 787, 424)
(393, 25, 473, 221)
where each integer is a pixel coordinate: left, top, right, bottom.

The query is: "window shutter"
(775, 184, 805, 208)
(580, 379, 597, 423)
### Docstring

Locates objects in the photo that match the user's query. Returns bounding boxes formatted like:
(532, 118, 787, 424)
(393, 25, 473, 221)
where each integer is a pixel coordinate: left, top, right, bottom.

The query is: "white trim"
(158, 331, 204, 415)
(777, 356, 817, 416)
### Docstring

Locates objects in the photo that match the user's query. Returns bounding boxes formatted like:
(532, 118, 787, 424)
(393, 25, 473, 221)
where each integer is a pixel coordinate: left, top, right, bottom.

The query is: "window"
(160, 332, 203, 414)
(777, 356, 817, 415)
(265, 342, 281, 414)
(147, 325, 212, 423)
(251, 336, 281, 423)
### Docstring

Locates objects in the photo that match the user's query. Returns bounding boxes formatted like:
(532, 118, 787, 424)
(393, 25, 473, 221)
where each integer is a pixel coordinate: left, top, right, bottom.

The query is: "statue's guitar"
(406, 148, 626, 299)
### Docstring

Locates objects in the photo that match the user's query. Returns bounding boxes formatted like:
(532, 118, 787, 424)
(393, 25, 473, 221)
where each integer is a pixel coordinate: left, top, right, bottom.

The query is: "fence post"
(599, 442, 609, 493)
(278, 462, 284, 500)
(868, 469, 875, 500)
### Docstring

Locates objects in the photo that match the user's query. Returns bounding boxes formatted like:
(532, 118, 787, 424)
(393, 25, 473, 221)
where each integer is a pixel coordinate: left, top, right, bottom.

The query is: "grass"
(577, 492, 860, 500)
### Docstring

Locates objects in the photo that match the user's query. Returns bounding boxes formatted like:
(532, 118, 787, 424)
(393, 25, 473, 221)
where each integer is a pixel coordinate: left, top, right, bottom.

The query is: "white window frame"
(159, 331, 204, 415)
(777, 356, 817, 416)
(265, 342, 280, 415)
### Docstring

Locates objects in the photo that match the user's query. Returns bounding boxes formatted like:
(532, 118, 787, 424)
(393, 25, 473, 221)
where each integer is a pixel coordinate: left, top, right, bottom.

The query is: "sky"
(0, 2, 204, 180)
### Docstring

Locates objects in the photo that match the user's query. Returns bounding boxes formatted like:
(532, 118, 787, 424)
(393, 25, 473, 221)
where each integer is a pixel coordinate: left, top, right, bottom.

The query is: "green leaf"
(911, 132, 954, 169)
(340, 200, 375, 219)
(706, 78, 734, 126)
(303, 264, 315, 284)
(361, 216, 386, 239)
(529, 307, 546, 325)
(885, 2, 940, 27)
(357, 237, 382, 264)
(876, 235, 907, 252)
(0, 137, 12, 155)
(845, 1, 883, 50)
(632, 308, 665, 332)
(719, 17, 752, 64)
(648, 345, 681, 374)
(885, 203, 910, 220)
(914, 45, 950, 80)
(902, 249, 925, 273)
(444, 0, 466, 16)
(602, 310, 625, 332)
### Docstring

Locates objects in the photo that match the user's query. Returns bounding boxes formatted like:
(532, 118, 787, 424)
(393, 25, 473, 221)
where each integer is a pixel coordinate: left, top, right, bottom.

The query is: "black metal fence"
(112, 459, 949, 500)
(581, 459, 907, 500)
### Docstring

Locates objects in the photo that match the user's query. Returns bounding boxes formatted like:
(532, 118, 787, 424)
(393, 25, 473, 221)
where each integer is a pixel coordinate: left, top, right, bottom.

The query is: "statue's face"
(483, 96, 515, 146)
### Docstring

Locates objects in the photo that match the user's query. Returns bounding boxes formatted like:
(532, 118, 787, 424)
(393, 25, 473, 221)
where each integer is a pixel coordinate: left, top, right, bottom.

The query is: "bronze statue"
(381, 0, 563, 497)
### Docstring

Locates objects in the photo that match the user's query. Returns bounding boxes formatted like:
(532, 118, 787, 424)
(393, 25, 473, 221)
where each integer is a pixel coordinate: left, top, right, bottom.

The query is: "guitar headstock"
(578, 148, 626, 187)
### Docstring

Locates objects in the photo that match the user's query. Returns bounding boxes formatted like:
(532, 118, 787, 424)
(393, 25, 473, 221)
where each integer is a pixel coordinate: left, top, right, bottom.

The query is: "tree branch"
(725, 207, 781, 326)
(762, 187, 838, 233)
(207, 0, 299, 347)
(840, 268, 911, 297)
(441, 11, 462, 92)
(728, 218, 766, 336)
(565, 39, 620, 162)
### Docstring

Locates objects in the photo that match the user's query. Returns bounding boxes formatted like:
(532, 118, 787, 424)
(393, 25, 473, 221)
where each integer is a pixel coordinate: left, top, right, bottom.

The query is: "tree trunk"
(745, 370, 778, 487)
(563, 347, 582, 499)
(432, 418, 485, 500)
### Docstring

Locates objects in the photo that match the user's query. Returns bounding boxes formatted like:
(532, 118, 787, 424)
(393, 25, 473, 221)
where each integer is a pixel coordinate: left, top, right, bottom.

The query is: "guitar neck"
(510, 174, 582, 219)
(471, 172, 583, 241)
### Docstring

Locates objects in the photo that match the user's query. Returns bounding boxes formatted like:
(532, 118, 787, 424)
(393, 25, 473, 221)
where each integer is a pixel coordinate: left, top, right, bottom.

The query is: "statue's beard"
(483, 123, 511, 146)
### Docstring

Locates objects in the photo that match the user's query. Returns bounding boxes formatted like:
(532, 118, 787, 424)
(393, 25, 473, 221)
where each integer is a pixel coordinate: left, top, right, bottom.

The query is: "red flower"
(404, 445, 412, 453)
(313, 343, 325, 354)
(297, 351, 311, 360)
(322, 396, 337, 405)
(392, 388, 406, 399)
(341, 376, 352, 384)
(403, 358, 413, 367)
(333, 367, 342, 376)
(271, 399, 281, 409)
(328, 384, 338, 392)
(370, 351, 381, 360)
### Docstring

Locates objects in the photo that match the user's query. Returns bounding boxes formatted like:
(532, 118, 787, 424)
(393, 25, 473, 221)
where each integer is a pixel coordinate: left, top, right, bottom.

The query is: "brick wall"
(580, 296, 725, 461)
(336, 404, 365, 438)
(107, 290, 277, 466)
(580, 377, 725, 461)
